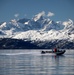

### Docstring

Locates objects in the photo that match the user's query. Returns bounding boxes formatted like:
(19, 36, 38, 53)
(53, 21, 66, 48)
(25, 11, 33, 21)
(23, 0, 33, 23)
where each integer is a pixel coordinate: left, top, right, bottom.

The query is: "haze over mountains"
(0, 11, 74, 49)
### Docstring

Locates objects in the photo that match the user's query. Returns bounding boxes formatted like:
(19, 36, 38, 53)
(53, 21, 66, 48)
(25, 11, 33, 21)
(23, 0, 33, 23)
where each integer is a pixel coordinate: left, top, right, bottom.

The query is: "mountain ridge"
(0, 11, 74, 49)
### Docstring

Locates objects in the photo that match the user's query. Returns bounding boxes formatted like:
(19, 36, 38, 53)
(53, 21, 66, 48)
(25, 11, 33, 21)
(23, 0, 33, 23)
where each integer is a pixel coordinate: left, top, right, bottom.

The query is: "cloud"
(35, 11, 45, 18)
(34, 11, 45, 21)
(62, 19, 73, 25)
(14, 13, 19, 18)
(47, 12, 54, 17)
(36, 11, 45, 17)
(38, 11, 45, 17)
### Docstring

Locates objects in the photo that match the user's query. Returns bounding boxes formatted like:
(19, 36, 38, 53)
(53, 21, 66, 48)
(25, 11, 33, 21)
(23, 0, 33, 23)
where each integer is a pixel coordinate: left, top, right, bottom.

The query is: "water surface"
(0, 49, 74, 75)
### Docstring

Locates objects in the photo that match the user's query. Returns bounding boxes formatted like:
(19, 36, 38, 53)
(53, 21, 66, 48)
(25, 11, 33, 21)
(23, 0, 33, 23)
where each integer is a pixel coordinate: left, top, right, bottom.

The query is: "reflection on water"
(0, 50, 74, 75)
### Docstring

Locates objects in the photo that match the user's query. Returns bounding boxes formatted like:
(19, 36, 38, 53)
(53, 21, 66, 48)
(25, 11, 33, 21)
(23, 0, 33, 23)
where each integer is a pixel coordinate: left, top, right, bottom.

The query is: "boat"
(41, 50, 66, 55)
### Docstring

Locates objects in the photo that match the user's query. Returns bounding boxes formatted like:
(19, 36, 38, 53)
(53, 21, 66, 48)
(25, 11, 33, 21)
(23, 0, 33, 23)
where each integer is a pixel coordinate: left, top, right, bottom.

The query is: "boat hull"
(41, 50, 66, 55)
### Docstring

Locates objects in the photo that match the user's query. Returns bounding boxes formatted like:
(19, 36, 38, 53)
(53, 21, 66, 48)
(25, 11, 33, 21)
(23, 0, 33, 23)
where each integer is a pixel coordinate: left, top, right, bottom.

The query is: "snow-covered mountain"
(0, 11, 74, 42)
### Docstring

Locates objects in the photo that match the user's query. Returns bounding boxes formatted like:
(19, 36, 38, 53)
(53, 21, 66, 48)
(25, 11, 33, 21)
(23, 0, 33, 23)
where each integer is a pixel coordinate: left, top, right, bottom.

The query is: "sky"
(0, 0, 74, 22)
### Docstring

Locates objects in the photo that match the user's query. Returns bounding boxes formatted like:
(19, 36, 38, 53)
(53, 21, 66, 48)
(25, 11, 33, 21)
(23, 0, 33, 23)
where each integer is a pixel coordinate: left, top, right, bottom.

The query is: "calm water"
(0, 49, 74, 75)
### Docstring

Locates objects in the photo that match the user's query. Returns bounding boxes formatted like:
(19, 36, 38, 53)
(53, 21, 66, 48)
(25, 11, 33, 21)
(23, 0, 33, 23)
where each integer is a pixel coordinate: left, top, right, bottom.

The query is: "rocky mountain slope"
(0, 11, 74, 49)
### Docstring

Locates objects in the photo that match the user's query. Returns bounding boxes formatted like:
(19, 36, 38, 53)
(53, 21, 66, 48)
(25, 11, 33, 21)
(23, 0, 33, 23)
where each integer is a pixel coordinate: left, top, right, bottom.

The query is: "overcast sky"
(0, 0, 74, 22)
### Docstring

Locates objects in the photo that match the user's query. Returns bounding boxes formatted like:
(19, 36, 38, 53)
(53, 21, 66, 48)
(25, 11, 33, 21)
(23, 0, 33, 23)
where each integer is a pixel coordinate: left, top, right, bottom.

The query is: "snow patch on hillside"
(0, 11, 74, 42)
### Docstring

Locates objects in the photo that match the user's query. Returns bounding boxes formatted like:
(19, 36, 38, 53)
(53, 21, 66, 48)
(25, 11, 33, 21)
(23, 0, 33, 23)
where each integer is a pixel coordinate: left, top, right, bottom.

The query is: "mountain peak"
(62, 19, 74, 29)
(0, 11, 74, 41)
(33, 11, 45, 21)
(10, 19, 17, 23)
(0, 22, 7, 30)
(63, 19, 73, 26)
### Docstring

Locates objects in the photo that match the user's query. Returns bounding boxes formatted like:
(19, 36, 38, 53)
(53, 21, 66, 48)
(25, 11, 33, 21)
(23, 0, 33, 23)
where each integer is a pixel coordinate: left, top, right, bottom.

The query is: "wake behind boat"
(41, 49, 66, 55)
